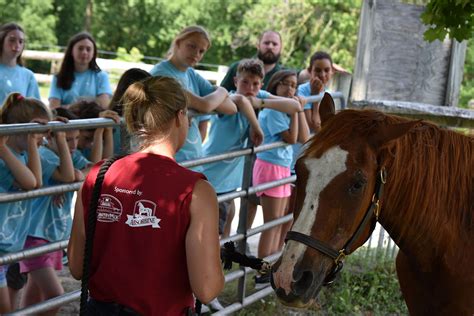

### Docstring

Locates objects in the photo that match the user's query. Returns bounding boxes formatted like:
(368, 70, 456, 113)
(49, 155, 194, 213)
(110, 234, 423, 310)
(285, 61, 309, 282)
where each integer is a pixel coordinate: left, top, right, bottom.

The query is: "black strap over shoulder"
(80, 156, 123, 316)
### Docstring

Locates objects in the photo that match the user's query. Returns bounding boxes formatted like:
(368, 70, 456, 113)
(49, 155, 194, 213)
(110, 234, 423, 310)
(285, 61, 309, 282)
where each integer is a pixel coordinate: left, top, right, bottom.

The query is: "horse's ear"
(320, 92, 335, 125)
(369, 120, 421, 148)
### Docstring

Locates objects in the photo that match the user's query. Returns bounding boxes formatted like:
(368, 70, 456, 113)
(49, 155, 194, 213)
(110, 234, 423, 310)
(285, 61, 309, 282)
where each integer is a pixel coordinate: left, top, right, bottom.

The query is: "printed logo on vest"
(125, 200, 161, 228)
(97, 194, 123, 222)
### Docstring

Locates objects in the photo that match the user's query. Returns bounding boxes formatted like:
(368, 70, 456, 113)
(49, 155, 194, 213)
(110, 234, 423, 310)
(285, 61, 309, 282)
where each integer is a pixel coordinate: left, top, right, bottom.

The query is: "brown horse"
(271, 93, 474, 315)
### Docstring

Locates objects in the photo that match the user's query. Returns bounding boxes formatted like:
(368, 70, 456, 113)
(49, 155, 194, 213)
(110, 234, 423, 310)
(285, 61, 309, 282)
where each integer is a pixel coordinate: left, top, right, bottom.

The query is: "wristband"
(260, 98, 265, 108)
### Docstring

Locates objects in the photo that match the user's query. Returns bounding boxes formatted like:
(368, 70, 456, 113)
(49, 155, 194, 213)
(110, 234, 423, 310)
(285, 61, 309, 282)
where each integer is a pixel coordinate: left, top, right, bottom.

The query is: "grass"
(212, 250, 407, 315)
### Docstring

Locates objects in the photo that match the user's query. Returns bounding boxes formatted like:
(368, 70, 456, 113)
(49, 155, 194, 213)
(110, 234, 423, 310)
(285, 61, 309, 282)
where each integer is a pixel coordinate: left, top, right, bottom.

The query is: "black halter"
(285, 168, 386, 285)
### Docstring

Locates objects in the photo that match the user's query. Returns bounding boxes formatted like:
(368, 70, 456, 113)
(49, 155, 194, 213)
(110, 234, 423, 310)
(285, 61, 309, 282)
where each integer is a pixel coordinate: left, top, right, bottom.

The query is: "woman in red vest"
(68, 76, 224, 315)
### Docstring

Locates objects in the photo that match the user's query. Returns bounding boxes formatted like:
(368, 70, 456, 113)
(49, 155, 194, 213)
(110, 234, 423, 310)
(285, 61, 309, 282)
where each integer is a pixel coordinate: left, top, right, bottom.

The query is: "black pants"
(86, 298, 140, 316)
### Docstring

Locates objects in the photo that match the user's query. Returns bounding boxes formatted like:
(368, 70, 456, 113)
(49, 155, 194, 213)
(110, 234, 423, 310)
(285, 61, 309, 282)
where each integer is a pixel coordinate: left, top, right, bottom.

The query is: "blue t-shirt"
(257, 108, 292, 168)
(0, 64, 40, 105)
(202, 90, 270, 193)
(0, 150, 32, 254)
(150, 60, 214, 170)
(49, 69, 112, 105)
(29, 147, 90, 242)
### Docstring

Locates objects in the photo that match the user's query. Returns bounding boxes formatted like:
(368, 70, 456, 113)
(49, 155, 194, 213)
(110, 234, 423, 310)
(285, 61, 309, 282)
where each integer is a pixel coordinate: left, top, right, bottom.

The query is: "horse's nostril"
(292, 270, 314, 296)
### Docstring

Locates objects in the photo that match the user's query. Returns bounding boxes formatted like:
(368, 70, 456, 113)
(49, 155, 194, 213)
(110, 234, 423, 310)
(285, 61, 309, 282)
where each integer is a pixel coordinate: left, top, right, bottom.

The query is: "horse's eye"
(349, 179, 367, 194)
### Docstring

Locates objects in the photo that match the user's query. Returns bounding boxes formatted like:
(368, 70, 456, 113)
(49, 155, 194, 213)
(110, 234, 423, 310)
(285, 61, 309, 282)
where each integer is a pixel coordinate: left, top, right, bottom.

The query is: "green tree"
(0, 0, 57, 49)
(421, 0, 474, 42)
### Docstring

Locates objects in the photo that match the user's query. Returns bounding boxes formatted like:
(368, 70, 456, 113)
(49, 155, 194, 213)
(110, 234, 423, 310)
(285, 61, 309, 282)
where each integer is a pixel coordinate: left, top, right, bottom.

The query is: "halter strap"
(285, 168, 386, 282)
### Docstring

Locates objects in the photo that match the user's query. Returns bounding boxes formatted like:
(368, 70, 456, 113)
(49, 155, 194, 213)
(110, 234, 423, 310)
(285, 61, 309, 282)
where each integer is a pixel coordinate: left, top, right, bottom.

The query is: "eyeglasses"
(279, 81, 297, 89)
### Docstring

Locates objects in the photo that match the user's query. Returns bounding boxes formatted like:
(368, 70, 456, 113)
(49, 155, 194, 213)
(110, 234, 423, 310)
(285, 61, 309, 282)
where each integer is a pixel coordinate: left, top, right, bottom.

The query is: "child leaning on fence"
(150, 25, 238, 172)
(108, 68, 151, 155)
(49, 32, 112, 110)
(0, 23, 40, 105)
(18, 107, 92, 313)
(202, 59, 301, 238)
(253, 70, 310, 284)
(0, 93, 51, 313)
(69, 100, 120, 163)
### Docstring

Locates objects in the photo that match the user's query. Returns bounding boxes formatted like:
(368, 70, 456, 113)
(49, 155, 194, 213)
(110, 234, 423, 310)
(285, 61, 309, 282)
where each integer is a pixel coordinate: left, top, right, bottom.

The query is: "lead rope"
(80, 156, 123, 316)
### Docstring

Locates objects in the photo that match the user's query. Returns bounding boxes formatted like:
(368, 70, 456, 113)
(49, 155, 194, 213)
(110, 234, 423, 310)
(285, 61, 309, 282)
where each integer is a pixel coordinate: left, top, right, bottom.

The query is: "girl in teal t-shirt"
(0, 93, 51, 314)
(0, 23, 40, 105)
(49, 32, 112, 109)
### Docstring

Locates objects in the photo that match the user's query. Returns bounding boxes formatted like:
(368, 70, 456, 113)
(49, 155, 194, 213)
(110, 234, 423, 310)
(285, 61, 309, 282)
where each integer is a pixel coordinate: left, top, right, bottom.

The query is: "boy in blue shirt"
(202, 59, 301, 237)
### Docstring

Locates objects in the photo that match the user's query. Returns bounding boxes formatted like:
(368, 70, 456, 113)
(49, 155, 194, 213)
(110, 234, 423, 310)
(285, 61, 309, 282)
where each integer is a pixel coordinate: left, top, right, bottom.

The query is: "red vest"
(82, 153, 205, 315)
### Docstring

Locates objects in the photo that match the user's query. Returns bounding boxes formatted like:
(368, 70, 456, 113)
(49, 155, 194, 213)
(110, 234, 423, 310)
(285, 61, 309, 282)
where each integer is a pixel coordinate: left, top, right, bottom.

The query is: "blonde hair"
(1, 93, 52, 124)
(122, 76, 188, 147)
(168, 25, 211, 57)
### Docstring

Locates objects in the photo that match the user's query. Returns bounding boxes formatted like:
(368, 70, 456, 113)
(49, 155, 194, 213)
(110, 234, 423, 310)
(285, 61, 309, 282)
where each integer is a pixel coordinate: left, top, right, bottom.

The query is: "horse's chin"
(272, 278, 323, 308)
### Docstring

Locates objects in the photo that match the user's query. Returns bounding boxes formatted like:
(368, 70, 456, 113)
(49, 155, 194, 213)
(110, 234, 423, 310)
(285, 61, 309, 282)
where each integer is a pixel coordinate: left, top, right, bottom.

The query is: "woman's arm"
(280, 113, 299, 145)
(0, 136, 37, 190)
(186, 179, 224, 303)
(68, 186, 85, 280)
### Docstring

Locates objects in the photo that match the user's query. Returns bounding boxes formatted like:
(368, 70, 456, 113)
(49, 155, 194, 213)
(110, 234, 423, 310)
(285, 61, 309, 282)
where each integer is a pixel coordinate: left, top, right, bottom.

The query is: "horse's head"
(271, 93, 419, 307)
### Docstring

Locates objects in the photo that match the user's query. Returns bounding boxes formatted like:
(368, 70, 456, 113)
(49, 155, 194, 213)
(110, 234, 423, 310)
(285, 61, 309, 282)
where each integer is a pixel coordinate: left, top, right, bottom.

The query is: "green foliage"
(52, 0, 88, 46)
(459, 40, 474, 108)
(0, 0, 57, 48)
(421, 0, 474, 42)
(219, 250, 407, 315)
(115, 47, 144, 63)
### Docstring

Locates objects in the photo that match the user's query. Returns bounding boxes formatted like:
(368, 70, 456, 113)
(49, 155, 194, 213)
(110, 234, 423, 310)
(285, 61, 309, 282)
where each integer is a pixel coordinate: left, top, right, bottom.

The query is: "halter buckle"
(335, 249, 346, 264)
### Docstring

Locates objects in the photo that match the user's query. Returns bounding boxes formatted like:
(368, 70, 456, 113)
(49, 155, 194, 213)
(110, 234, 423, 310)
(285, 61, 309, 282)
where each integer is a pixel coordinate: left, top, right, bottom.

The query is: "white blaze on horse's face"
(274, 146, 348, 295)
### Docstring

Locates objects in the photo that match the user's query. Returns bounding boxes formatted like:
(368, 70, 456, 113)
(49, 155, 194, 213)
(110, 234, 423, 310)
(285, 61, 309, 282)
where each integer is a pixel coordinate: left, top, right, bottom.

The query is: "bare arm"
(198, 120, 209, 142)
(186, 179, 224, 303)
(99, 110, 120, 159)
(0, 136, 37, 190)
(89, 128, 104, 163)
(96, 94, 111, 110)
(49, 98, 61, 110)
(51, 132, 75, 183)
(186, 87, 237, 114)
(26, 134, 43, 188)
(248, 94, 301, 114)
(295, 97, 310, 143)
(280, 113, 299, 144)
(68, 186, 85, 279)
(230, 94, 263, 146)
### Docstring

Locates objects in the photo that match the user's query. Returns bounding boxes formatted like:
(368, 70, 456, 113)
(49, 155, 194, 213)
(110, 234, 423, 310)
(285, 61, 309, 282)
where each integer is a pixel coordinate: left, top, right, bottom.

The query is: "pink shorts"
(19, 237, 63, 273)
(253, 158, 291, 198)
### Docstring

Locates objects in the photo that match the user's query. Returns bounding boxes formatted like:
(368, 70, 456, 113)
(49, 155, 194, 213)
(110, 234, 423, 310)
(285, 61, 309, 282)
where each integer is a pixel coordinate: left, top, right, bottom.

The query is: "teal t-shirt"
(29, 146, 91, 242)
(0, 64, 40, 105)
(256, 108, 293, 168)
(202, 90, 270, 193)
(49, 69, 112, 106)
(150, 60, 215, 171)
(0, 150, 32, 254)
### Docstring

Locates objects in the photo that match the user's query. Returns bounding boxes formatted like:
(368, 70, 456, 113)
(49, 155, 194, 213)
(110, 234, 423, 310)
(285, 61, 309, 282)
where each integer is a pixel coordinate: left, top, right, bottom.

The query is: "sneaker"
(62, 250, 68, 266)
(254, 273, 271, 290)
(209, 298, 224, 311)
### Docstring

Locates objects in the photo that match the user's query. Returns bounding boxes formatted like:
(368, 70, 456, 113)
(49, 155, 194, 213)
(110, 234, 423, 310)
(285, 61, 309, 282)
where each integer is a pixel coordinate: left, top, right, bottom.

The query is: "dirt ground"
(57, 269, 81, 315)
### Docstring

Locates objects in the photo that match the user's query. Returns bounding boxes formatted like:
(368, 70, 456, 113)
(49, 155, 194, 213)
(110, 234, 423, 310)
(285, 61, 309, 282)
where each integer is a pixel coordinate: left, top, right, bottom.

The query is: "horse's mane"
(305, 109, 474, 262)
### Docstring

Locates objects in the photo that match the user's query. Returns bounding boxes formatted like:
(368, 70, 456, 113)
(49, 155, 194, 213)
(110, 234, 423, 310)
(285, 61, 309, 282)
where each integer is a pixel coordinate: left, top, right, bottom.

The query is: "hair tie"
(16, 94, 24, 101)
